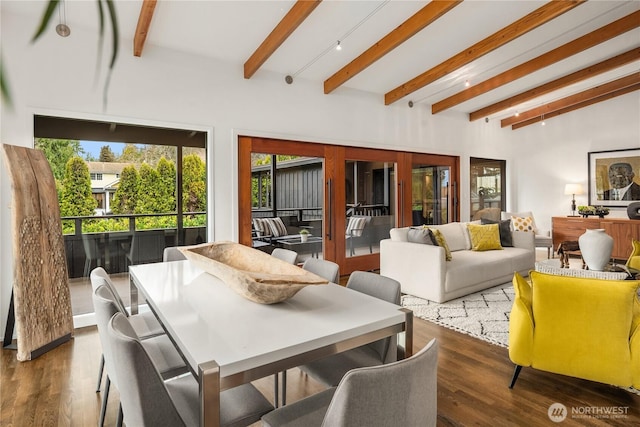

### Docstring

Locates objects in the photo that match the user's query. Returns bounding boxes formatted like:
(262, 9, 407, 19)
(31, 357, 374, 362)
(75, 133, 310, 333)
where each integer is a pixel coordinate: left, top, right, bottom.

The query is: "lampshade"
(564, 183, 584, 196)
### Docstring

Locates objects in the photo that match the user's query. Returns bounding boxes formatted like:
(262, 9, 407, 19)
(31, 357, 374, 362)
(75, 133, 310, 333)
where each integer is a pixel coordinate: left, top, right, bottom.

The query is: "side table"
(535, 258, 630, 280)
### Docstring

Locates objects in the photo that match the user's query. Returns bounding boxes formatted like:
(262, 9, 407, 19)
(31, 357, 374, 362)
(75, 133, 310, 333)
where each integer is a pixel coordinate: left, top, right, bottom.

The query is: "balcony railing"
(62, 212, 206, 278)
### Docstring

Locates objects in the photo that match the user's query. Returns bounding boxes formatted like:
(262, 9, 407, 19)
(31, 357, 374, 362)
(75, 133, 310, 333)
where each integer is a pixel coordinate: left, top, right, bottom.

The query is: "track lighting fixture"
(336, 41, 342, 51)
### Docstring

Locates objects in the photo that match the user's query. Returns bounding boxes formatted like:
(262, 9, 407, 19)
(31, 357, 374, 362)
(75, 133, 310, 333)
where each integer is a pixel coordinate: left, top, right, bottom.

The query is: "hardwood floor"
(2, 314, 638, 426)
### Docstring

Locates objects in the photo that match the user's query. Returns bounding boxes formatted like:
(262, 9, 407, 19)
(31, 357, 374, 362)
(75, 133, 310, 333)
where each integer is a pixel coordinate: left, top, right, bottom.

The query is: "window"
(470, 157, 506, 219)
(90, 173, 103, 180)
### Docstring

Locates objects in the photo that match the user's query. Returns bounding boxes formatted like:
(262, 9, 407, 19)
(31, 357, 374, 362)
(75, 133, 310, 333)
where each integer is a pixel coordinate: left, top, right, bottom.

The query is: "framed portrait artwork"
(588, 148, 640, 207)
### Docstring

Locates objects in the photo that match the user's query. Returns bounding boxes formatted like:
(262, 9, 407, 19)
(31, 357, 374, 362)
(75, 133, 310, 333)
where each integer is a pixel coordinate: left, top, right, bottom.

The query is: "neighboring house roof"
(86, 161, 133, 174)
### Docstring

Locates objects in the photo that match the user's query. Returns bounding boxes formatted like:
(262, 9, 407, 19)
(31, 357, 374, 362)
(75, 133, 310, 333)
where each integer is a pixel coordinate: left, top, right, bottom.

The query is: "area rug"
(401, 282, 514, 348)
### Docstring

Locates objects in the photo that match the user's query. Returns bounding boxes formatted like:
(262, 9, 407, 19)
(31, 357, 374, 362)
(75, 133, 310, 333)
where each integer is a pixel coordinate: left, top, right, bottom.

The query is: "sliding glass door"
(238, 137, 459, 276)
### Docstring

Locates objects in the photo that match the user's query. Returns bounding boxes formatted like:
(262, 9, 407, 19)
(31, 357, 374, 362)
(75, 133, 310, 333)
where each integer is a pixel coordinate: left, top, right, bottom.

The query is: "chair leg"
(282, 370, 287, 406)
(99, 375, 111, 427)
(96, 354, 105, 392)
(509, 365, 522, 389)
(116, 403, 123, 427)
(273, 373, 279, 408)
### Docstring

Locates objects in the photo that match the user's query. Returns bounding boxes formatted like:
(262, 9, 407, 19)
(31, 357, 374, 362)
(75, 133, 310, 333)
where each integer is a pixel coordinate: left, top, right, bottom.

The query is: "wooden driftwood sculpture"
(180, 242, 328, 304)
(2, 144, 73, 360)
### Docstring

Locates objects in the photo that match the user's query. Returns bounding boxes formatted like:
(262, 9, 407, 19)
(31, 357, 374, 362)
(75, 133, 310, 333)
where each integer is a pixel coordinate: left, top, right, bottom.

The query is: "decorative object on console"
(628, 201, 640, 220)
(578, 229, 613, 271)
(564, 183, 583, 217)
(577, 205, 609, 218)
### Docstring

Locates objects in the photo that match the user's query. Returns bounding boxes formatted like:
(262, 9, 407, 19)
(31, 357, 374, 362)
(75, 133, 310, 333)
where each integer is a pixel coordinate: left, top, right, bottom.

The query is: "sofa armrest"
(380, 239, 446, 302)
(511, 230, 535, 251)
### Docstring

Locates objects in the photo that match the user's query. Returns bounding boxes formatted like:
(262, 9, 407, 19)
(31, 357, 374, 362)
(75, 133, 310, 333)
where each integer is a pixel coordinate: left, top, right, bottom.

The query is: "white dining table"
(129, 260, 413, 427)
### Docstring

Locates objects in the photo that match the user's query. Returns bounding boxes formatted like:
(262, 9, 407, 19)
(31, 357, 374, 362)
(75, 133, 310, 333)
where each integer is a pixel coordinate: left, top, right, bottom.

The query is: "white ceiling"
(4, 0, 640, 122)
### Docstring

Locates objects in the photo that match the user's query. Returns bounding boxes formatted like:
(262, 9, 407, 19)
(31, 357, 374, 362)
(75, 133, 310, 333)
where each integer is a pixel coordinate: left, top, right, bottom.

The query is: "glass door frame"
(398, 153, 460, 227)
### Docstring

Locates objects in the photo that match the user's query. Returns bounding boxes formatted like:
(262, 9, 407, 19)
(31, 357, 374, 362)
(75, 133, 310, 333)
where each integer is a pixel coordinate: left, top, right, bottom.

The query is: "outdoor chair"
(298, 271, 401, 387)
(125, 230, 166, 266)
(107, 311, 273, 427)
(345, 215, 372, 256)
(262, 338, 438, 427)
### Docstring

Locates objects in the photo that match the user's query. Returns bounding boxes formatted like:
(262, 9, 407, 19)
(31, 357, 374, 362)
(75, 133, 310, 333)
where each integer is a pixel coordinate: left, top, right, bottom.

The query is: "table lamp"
(564, 183, 583, 217)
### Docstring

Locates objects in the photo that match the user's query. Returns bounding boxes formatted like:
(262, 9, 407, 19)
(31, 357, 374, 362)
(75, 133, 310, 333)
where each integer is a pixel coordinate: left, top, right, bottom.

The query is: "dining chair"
(163, 246, 187, 262)
(107, 311, 274, 427)
(302, 258, 339, 283)
(271, 248, 298, 264)
(92, 284, 189, 427)
(298, 271, 401, 387)
(90, 267, 165, 395)
(262, 338, 438, 427)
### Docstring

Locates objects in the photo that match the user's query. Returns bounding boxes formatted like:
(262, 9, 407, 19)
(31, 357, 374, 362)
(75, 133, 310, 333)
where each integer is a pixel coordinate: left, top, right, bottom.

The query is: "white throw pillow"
(429, 223, 467, 252)
(389, 227, 409, 242)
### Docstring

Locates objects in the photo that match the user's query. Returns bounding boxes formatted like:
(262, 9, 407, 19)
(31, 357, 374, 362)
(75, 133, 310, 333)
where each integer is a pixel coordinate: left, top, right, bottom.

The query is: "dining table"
(129, 259, 413, 427)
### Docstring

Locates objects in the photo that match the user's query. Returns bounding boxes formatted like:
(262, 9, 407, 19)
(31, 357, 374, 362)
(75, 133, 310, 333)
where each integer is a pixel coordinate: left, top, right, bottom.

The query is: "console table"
(552, 216, 640, 260)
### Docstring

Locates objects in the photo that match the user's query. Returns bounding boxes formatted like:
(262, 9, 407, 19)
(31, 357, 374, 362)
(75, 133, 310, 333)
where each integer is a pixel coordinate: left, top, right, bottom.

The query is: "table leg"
(129, 276, 138, 315)
(400, 308, 414, 358)
(199, 361, 221, 427)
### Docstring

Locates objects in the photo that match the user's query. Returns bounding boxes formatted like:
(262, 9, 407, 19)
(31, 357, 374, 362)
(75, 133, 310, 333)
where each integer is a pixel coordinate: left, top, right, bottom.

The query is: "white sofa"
(380, 222, 535, 303)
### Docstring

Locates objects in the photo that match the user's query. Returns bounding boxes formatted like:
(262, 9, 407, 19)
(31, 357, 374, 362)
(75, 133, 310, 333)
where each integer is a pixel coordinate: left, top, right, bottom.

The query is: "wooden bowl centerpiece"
(179, 242, 328, 304)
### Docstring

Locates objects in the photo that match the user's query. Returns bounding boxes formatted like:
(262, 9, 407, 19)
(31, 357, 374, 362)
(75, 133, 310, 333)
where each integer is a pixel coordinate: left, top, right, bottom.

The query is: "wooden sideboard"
(552, 216, 640, 260)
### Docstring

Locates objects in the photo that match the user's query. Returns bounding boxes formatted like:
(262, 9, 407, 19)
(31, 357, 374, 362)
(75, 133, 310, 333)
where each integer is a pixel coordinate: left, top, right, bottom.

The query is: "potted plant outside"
(299, 229, 310, 243)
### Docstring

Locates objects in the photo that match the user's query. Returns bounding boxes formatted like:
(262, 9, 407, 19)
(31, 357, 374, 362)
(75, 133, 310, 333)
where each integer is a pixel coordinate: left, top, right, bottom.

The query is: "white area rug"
(401, 282, 514, 348)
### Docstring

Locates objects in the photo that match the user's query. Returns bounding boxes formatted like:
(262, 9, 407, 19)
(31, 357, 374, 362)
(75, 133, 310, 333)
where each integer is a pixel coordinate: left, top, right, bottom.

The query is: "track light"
(465, 80, 470, 87)
(336, 41, 342, 51)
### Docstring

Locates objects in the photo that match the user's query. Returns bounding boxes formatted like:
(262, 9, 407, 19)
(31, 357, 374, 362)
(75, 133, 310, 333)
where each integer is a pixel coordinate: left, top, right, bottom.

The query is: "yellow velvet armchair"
(509, 271, 640, 389)
(627, 239, 640, 271)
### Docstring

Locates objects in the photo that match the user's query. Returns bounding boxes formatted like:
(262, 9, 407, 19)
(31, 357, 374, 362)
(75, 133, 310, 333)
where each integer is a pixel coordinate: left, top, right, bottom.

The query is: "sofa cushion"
(481, 218, 513, 247)
(429, 228, 452, 261)
(430, 223, 468, 251)
(511, 215, 535, 233)
(444, 250, 512, 292)
(407, 227, 435, 245)
(467, 223, 503, 251)
(389, 227, 409, 242)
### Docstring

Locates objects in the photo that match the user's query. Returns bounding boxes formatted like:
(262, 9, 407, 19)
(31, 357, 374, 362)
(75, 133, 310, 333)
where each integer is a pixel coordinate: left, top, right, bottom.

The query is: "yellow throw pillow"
(428, 228, 452, 261)
(467, 223, 503, 251)
(511, 215, 535, 233)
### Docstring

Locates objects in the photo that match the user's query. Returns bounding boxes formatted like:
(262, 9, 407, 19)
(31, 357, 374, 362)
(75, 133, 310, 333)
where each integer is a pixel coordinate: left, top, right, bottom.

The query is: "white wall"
(1, 10, 639, 333)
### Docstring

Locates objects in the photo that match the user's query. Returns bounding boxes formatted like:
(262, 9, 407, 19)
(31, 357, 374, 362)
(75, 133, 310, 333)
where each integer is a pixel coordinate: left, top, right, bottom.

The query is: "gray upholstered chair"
(501, 211, 553, 258)
(302, 258, 339, 283)
(271, 248, 298, 264)
(262, 338, 438, 427)
(90, 267, 165, 395)
(163, 246, 187, 262)
(107, 311, 274, 427)
(298, 271, 401, 387)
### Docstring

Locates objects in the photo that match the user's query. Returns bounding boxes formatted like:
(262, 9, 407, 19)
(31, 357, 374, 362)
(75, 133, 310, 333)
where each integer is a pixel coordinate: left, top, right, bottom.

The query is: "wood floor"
(2, 312, 638, 426)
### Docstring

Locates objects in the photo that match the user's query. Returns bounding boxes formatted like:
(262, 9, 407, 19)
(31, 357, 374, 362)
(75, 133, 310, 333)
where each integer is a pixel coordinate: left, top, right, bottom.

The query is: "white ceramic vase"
(300, 234, 308, 243)
(578, 229, 613, 271)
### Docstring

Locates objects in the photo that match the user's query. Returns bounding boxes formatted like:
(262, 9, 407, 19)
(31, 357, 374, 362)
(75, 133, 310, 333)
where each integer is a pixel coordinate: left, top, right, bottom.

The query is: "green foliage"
(253, 154, 299, 166)
(111, 165, 139, 214)
(35, 138, 82, 180)
(59, 157, 97, 216)
(99, 145, 116, 162)
(183, 154, 206, 214)
(156, 157, 176, 212)
(135, 163, 162, 213)
(119, 143, 142, 163)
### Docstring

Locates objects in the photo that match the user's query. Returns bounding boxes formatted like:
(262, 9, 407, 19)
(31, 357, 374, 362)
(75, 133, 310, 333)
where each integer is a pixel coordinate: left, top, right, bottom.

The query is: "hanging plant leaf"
(31, 0, 60, 42)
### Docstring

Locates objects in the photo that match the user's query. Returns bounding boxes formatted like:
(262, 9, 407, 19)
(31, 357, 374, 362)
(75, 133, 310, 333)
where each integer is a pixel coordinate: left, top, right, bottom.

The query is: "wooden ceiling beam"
(323, 1, 461, 95)
(133, 0, 157, 57)
(511, 83, 640, 130)
(501, 72, 640, 128)
(471, 47, 640, 121)
(384, 0, 585, 105)
(244, 0, 322, 79)
(433, 11, 640, 117)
